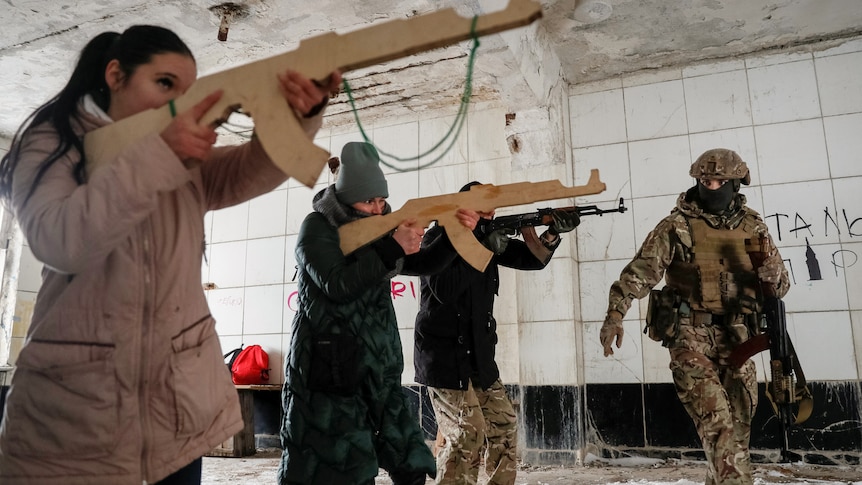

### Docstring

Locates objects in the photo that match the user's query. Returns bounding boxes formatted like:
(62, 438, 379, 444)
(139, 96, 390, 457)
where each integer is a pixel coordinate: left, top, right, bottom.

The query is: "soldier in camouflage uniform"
(414, 181, 580, 485)
(600, 149, 790, 485)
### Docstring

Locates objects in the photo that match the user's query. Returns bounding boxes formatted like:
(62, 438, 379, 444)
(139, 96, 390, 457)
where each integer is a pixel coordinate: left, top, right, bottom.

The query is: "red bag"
(224, 344, 270, 385)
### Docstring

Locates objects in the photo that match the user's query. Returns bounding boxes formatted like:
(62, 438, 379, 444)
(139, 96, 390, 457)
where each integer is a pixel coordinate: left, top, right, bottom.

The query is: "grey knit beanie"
(335, 142, 389, 205)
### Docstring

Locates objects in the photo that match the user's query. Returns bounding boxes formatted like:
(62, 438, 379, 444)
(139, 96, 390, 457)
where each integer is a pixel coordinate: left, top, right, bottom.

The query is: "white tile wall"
(466, 105, 509, 162)
(844, 242, 862, 311)
(631, 195, 678, 246)
(373, 120, 420, 175)
(210, 202, 249, 243)
(748, 58, 820, 125)
(780, 243, 850, 313)
(683, 69, 752, 133)
(852, 310, 862, 378)
(576, 198, 637, 262)
(496, 322, 520, 384)
(517, 258, 575, 322)
(519, 320, 578, 385)
(567, 39, 861, 386)
(208, 240, 247, 289)
(385, 170, 420, 213)
(583, 319, 644, 384)
(391, 275, 420, 330)
(830, 177, 862, 245)
(284, 282, 299, 327)
(245, 237, 286, 286)
(243, 284, 285, 335)
(628, 136, 693, 198)
(760, 179, 841, 247)
(416, 162, 470, 198)
(16, 245, 41, 293)
(573, 143, 632, 205)
(283, 234, 299, 284)
(286, 184, 320, 235)
(399, 328, 416, 385)
(624, 80, 688, 141)
(578, 259, 638, 323)
(570, 88, 627, 148)
(788, 311, 857, 380)
(823, 113, 862, 178)
(247, 189, 287, 239)
(815, 51, 862, 117)
(418, 115, 469, 168)
(754, 119, 829, 185)
(209, 287, 244, 336)
(495, 265, 518, 325)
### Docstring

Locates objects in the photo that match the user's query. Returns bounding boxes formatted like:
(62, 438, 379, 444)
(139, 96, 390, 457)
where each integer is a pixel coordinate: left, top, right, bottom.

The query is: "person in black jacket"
(413, 181, 580, 485)
(279, 142, 474, 485)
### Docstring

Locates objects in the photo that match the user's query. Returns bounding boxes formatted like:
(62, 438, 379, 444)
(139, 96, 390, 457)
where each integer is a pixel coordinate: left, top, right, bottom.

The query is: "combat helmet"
(689, 148, 750, 185)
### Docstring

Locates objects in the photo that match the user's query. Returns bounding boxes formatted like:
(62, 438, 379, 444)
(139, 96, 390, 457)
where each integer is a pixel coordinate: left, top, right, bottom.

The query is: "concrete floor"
(201, 450, 862, 484)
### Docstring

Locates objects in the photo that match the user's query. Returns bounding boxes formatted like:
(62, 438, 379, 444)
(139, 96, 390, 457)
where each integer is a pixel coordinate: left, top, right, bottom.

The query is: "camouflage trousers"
(428, 378, 517, 485)
(669, 318, 758, 485)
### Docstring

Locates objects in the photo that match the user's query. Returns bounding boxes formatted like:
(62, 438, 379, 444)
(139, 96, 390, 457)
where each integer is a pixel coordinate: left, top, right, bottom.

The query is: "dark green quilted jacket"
(278, 187, 454, 484)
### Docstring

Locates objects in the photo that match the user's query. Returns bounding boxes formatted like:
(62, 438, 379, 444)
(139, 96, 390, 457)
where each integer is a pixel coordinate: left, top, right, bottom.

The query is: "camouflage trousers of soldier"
(428, 378, 517, 485)
(669, 318, 759, 485)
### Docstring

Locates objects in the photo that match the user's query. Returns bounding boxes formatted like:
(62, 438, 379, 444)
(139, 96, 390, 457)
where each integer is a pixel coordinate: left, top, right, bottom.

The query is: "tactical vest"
(665, 217, 758, 314)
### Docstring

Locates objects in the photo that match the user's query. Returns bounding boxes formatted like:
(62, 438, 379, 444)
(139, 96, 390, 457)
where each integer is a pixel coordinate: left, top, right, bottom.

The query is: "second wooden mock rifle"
(338, 169, 607, 272)
(83, 0, 543, 187)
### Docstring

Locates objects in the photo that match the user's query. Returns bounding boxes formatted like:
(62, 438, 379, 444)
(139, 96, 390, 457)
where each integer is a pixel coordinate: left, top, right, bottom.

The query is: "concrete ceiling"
(2, 0, 862, 138)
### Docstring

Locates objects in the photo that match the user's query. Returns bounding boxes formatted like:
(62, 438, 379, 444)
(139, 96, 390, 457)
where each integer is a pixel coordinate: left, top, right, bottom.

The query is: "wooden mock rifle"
(729, 236, 813, 462)
(338, 169, 607, 272)
(475, 197, 627, 237)
(83, 0, 543, 187)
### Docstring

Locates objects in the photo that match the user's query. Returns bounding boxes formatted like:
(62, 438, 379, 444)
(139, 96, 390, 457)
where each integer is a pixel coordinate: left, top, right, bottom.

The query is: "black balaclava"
(697, 179, 736, 214)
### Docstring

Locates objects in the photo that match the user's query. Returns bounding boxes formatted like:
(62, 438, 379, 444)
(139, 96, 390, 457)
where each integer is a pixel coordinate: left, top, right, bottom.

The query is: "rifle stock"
(339, 169, 606, 271)
(83, 0, 542, 187)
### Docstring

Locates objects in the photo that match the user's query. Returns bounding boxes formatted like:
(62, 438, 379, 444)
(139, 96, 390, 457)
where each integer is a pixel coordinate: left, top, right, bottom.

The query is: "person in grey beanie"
(278, 142, 475, 485)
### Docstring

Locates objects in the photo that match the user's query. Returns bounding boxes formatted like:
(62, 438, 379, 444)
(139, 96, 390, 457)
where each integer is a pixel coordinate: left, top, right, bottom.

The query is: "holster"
(645, 286, 684, 345)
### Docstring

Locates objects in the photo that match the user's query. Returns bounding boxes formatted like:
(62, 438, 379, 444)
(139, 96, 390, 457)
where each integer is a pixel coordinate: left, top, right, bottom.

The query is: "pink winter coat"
(0, 106, 322, 484)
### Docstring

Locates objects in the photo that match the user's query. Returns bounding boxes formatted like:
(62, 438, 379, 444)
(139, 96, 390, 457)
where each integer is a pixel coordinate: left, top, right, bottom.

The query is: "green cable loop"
(341, 15, 480, 172)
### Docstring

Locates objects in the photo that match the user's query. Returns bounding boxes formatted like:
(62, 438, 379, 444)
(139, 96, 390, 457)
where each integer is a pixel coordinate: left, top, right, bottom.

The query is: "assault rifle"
(83, 0, 542, 187)
(475, 198, 627, 237)
(338, 170, 606, 272)
(729, 236, 813, 463)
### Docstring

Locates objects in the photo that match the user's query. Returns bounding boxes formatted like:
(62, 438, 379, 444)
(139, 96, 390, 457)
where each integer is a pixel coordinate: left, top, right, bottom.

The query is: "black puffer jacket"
(414, 225, 554, 391)
(278, 186, 456, 485)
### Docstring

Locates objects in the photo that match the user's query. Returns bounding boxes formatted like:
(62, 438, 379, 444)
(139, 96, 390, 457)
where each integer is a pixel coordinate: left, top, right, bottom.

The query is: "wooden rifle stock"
(83, 0, 542, 187)
(339, 169, 606, 272)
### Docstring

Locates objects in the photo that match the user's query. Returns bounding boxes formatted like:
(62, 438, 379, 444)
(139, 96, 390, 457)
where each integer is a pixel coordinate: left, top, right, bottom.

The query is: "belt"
(690, 310, 723, 326)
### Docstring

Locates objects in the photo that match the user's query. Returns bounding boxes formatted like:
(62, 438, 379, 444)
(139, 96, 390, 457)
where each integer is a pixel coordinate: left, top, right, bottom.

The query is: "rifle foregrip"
(729, 333, 770, 368)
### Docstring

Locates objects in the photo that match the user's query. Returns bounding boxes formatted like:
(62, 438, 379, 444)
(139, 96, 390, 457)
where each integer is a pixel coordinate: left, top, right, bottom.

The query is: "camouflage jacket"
(607, 187, 790, 317)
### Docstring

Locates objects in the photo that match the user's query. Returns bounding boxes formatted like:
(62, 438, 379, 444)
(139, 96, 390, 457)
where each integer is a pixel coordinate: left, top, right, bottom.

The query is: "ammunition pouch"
(645, 286, 686, 345)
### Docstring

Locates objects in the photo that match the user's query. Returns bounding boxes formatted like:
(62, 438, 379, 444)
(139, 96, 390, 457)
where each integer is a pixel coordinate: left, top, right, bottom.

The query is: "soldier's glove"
(548, 209, 580, 236)
(600, 311, 624, 357)
(482, 228, 515, 255)
(757, 261, 783, 285)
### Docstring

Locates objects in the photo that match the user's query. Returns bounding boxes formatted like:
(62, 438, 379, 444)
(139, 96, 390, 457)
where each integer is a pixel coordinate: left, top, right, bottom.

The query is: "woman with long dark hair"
(0, 25, 340, 485)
